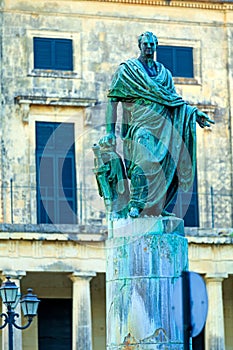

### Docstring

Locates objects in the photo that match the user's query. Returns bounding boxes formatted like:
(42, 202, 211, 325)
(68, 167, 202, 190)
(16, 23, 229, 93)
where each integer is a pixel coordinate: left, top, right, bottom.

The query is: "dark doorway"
(192, 328, 205, 350)
(38, 299, 72, 350)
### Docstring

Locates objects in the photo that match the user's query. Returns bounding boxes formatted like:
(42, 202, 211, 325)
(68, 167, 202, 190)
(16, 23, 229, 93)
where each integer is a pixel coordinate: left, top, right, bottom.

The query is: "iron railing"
(0, 180, 232, 229)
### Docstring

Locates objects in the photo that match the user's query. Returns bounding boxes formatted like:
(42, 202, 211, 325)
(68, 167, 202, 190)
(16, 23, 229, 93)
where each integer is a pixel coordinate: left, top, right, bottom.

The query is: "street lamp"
(0, 276, 40, 350)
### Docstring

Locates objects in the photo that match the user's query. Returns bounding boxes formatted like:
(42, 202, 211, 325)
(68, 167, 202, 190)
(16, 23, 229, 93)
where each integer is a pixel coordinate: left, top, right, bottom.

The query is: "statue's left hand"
(196, 110, 215, 128)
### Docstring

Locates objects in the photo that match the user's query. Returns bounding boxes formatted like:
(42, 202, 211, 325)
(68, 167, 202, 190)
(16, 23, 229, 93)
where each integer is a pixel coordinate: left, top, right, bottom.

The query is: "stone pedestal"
(106, 216, 188, 349)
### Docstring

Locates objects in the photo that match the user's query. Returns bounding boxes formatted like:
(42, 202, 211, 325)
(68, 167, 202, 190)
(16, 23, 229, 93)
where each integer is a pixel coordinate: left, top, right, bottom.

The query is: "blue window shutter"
(36, 123, 55, 150)
(54, 39, 73, 70)
(34, 37, 73, 71)
(166, 172, 199, 227)
(34, 38, 53, 69)
(176, 47, 193, 78)
(157, 45, 193, 78)
(36, 122, 77, 224)
(157, 46, 174, 74)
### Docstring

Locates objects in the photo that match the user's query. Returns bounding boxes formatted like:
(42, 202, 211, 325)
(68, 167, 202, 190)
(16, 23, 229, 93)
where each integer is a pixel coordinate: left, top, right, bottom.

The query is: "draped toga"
(107, 58, 197, 214)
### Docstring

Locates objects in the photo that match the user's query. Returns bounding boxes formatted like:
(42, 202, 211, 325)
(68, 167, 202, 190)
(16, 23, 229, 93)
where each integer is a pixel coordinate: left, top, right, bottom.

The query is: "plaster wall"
(0, 0, 232, 227)
(223, 276, 233, 350)
(0, 271, 106, 350)
(0, 235, 106, 273)
(0, 1, 233, 349)
(188, 237, 233, 349)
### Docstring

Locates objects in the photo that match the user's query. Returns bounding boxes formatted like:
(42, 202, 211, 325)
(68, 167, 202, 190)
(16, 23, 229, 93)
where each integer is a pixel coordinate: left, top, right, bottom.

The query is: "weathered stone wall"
(0, 0, 233, 227)
(1, 1, 233, 349)
(0, 228, 106, 350)
(187, 231, 233, 350)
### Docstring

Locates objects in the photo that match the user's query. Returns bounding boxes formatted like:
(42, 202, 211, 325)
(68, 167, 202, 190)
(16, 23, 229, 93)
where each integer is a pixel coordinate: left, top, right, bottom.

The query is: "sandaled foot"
(161, 209, 175, 217)
(129, 207, 140, 218)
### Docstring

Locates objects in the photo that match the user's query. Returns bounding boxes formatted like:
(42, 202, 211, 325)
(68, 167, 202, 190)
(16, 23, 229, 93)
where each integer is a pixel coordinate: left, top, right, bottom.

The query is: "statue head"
(138, 32, 158, 50)
(138, 32, 158, 60)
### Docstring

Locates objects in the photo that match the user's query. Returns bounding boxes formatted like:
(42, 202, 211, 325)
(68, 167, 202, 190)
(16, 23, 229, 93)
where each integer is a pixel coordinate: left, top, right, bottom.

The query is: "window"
(157, 46, 194, 78)
(36, 122, 77, 224)
(166, 173, 199, 227)
(34, 37, 73, 71)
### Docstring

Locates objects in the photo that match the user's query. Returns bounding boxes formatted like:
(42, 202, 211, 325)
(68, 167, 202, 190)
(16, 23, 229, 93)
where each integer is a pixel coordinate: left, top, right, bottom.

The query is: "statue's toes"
(129, 207, 140, 218)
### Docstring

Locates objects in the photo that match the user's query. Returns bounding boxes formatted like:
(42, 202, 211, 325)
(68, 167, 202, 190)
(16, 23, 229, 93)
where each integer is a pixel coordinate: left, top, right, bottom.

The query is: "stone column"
(69, 271, 96, 350)
(205, 273, 228, 350)
(1, 272, 26, 350)
(106, 216, 188, 349)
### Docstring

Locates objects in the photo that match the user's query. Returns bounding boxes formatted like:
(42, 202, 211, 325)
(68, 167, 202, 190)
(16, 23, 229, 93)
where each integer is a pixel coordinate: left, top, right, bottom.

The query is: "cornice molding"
(15, 95, 97, 107)
(80, 0, 233, 10)
(15, 95, 98, 123)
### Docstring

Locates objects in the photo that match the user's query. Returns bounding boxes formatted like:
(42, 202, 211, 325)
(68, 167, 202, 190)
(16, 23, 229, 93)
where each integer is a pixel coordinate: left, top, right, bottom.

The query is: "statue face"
(139, 33, 157, 58)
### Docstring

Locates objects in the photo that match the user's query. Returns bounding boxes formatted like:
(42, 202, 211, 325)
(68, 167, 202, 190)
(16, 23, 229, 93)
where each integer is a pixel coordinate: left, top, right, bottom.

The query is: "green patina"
(106, 219, 189, 348)
(93, 31, 214, 219)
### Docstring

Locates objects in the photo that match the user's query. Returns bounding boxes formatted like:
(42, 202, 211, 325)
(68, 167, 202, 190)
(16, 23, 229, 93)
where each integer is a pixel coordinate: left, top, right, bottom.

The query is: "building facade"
(0, 0, 233, 349)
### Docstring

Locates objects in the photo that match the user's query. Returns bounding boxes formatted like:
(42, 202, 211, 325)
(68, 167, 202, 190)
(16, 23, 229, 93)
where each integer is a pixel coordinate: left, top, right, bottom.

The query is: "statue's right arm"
(106, 98, 119, 134)
(99, 98, 119, 148)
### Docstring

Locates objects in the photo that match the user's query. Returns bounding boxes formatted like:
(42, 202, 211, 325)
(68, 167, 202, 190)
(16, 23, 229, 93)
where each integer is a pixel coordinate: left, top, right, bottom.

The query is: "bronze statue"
(95, 32, 214, 218)
(92, 142, 129, 217)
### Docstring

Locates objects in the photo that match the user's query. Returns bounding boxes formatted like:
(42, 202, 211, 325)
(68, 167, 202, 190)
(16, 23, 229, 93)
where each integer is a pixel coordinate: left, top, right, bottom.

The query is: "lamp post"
(0, 276, 40, 350)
